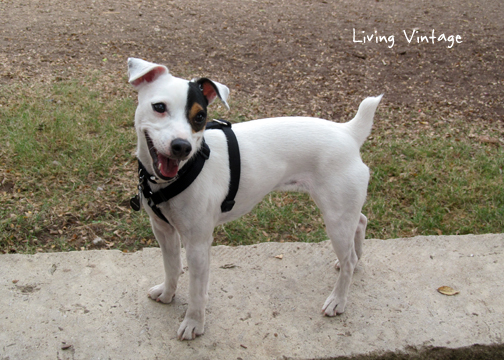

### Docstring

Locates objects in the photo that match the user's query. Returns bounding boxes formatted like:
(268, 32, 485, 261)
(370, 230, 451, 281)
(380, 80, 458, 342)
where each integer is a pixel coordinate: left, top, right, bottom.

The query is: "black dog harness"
(130, 120, 241, 224)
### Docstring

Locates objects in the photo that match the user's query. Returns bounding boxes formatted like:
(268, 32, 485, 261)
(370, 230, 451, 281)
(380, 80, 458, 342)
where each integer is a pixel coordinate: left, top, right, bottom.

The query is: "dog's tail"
(345, 95, 383, 147)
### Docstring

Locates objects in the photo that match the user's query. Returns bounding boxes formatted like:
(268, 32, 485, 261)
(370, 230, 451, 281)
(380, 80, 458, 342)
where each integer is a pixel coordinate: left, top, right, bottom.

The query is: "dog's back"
(205, 95, 382, 224)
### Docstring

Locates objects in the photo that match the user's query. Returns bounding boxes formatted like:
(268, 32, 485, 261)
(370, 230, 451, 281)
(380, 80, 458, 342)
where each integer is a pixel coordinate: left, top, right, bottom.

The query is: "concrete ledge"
(1, 234, 503, 359)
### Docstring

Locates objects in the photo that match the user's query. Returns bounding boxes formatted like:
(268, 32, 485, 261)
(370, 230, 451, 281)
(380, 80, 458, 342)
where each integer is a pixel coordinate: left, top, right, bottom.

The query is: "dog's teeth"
(158, 163, 162, 170)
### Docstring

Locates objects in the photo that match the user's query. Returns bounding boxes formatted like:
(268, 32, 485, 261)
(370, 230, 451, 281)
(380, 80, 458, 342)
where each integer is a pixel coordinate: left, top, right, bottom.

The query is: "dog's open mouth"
(145, 132, 180, 179)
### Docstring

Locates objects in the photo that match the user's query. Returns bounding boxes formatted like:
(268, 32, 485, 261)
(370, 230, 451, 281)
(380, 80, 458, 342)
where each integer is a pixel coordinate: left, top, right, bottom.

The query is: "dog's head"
(128, 58, 230, 180)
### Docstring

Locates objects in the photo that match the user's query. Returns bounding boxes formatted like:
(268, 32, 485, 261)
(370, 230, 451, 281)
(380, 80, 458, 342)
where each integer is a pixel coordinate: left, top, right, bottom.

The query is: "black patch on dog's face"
(186, 82, 208, 133)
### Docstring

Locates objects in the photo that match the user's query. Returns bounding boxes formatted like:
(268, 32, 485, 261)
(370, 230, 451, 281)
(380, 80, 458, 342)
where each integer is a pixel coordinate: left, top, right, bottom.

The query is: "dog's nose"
(171, 138, 192, 159)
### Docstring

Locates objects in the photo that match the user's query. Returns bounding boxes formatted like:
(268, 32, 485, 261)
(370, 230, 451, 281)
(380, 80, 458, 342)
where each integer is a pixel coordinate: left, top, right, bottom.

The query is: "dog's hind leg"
(148, 218, 183, 304)
(311, 174, 367, 317)
(334, 213, 367, 269)
(320, 210, 361, 316)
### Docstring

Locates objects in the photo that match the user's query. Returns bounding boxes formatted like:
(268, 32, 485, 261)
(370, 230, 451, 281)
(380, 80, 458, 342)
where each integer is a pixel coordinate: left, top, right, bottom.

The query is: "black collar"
(130, 120, 241, 224)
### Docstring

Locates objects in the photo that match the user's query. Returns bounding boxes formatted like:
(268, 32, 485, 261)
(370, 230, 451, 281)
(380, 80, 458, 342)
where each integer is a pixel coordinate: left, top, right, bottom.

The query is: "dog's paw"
(177, 317, 204, 340)
(322, 293, 347, 317)
(148, 283, 175, 303)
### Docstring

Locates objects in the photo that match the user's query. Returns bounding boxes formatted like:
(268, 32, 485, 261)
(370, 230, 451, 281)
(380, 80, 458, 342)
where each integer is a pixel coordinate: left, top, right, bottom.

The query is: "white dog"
(127, 58, 382, 340)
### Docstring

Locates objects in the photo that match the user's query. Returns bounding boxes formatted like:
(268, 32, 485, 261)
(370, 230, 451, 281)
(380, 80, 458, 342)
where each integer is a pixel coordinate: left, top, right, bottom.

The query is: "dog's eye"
(194, 111, 206, 124)
(152, 103, 166, 113)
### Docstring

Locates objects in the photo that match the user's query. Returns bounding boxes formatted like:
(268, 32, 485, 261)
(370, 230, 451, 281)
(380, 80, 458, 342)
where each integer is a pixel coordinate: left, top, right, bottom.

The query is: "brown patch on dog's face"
(189, 103, 204, 118)
(188, 102, 206, 132)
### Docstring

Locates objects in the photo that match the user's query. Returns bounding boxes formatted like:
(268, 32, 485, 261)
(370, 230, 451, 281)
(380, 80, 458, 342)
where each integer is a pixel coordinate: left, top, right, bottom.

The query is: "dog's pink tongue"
(158, 153, 179, 178)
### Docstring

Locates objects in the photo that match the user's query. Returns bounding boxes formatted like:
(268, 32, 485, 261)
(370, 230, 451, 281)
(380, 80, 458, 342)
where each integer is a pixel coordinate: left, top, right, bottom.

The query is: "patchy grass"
(1, 80, 503, 254)
(364, 132, 504, 238)
(0, 81, 146, 253)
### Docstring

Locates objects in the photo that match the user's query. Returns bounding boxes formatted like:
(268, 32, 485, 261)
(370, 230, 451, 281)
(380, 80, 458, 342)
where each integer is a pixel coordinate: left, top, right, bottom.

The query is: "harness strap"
(130, 120, 241, 223)
(136, 161, 166, 221)
(206, 120, 241, 212)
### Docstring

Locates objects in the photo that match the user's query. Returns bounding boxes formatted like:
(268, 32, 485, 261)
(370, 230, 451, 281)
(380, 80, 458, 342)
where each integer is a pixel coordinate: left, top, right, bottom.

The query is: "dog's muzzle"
(145, 132, 188, 179)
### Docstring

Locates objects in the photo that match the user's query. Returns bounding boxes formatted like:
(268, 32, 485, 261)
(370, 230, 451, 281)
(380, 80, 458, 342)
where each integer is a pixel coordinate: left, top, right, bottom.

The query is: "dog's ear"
(193, 78, 230, 110)
(128, 58, 168, 88)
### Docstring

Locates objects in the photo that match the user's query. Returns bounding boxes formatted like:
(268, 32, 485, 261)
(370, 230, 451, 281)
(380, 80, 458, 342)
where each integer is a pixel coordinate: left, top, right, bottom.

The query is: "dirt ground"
(1, 0, 503, 127)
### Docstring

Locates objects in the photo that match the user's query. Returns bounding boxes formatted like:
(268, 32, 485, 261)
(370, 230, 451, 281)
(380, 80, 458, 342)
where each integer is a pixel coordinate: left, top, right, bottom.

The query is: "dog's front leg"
(177, 237, 212, 340)
(148, 217, 183, 303)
